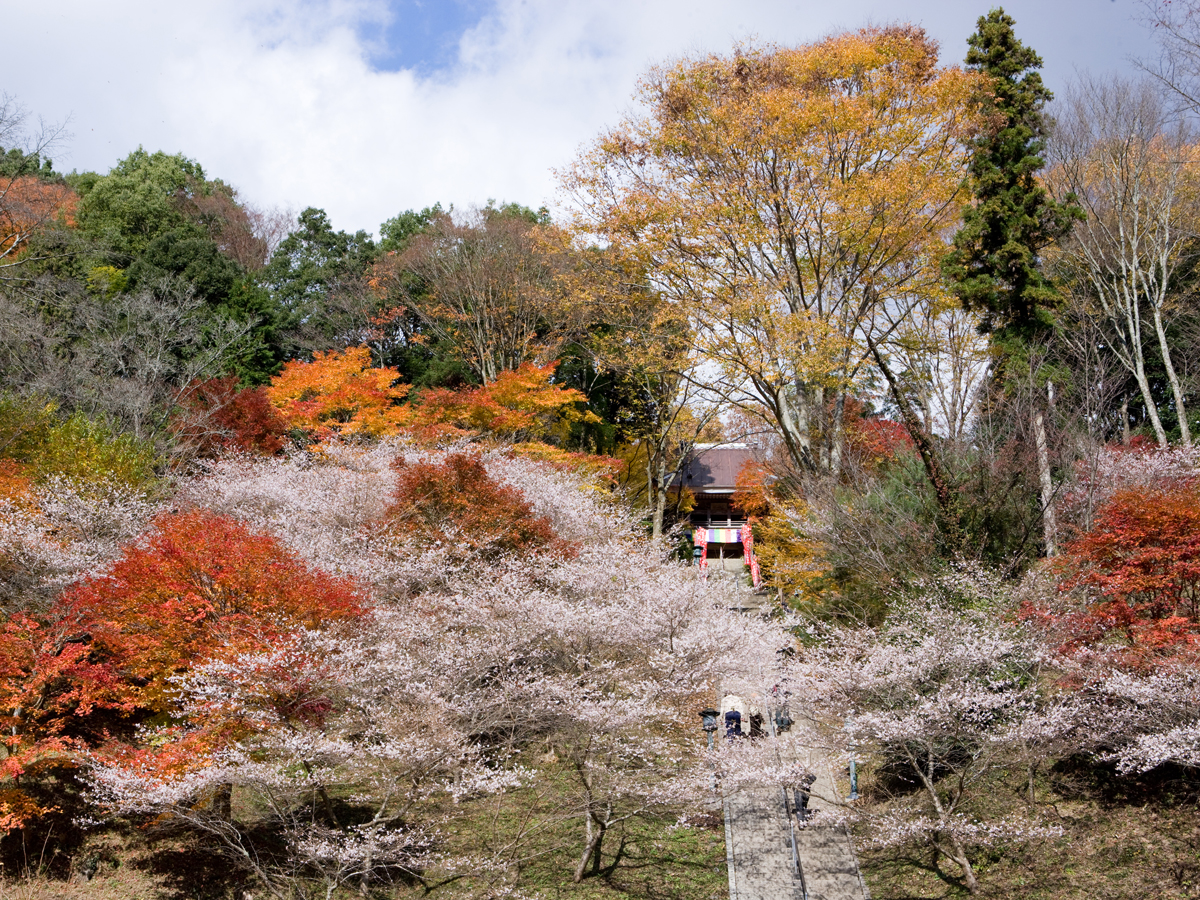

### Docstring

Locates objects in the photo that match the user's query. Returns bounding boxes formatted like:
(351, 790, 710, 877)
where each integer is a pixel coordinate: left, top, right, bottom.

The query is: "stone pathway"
(720, 699, 869, 900)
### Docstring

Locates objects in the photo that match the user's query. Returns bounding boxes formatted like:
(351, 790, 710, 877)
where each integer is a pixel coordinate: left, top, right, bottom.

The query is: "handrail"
(768, 706, 809, 900)
(784, 788, 809, 899)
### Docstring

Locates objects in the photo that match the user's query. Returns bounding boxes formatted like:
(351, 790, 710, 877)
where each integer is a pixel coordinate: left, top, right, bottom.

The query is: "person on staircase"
(724, 708, 743, 741)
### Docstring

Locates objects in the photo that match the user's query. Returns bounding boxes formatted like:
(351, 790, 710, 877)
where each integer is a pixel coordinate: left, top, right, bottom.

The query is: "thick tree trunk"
(774, 384, 815, 473)
(648, 451, 668, 539)
(829, 392, 846, 477)
(814, 385, 828, 469)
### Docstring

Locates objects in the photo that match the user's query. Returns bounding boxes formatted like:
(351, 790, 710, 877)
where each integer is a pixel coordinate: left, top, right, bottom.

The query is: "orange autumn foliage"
(730, 460, 773, 518)
(1047, 480, 1200, 663)
(411, 362, 596, 442)
(0, 459, 35, 510)
(0, 177, 78, 260)
(266, 346, 411, 442)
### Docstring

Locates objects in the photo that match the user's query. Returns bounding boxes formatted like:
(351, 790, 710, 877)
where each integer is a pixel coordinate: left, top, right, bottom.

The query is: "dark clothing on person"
(724, 709, 743, 740)
(795, 773, 816, 822)
(749, 712, 764, 739)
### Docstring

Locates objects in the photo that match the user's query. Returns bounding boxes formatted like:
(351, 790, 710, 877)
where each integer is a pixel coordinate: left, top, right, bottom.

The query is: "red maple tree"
(0, 510, 365, 828)
(173, 376, 289, 457)
(385, 453, 570, 558)
(1052, 479, 1200, 660)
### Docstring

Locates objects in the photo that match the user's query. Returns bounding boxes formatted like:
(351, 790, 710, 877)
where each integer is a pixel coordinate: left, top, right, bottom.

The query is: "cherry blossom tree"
(786, 598, 1068, 894)
(79, 439, 794, 894)
(1, 474, 161, 614)
(1041, 647, 1200, 779)
(88, 628, 501, 899)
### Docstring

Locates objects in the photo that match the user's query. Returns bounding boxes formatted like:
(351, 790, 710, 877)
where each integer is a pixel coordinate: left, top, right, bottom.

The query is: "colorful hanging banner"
(740, 523, 763, 589)
(701, 527, 742, 543)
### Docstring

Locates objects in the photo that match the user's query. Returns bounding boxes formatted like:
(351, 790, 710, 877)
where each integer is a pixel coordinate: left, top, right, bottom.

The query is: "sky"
(3, 0, 1158, 236)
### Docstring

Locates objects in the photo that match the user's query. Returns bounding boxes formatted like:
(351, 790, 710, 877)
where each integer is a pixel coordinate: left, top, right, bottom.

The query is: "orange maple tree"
(0, 459, 34, 508)
(266, 346, 411, 442)
(0, 177, 78, 263)
(730, 460, 773, 518)
(411, 362, 596, 442)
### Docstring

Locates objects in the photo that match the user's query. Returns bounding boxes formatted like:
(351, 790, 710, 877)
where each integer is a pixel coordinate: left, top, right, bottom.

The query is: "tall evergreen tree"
(942, 8, 1080, 343)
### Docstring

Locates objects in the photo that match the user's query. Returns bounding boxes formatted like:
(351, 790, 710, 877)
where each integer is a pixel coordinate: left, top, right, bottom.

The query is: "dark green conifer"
(942, 8, 1081, 343)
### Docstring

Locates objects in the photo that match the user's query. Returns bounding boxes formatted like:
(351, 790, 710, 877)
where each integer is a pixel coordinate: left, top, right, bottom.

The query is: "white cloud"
(4, 0, 1153, 234)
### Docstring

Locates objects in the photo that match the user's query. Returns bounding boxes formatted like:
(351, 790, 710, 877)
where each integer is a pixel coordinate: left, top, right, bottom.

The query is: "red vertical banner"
(694, 527, 708, 579)
(741, 521, 762, 589)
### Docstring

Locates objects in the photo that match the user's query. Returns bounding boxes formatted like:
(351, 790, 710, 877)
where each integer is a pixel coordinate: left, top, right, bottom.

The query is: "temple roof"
(677, 444, 758, 492)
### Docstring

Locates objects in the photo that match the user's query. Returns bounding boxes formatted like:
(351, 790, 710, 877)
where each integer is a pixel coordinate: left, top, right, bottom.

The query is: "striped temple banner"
(693, 525, 761, 587)
(701, 528, 742, 543)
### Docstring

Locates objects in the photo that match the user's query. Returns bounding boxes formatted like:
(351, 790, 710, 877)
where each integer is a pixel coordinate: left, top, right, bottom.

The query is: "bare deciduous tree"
(384, 208, 586, 384)
(0, 94, 71, 273)
(1047, 75, 1199, 446)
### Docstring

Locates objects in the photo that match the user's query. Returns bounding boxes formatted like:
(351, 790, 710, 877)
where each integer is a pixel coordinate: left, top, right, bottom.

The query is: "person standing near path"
(724, 708, 743, 740)
(795, 772, 816, 822)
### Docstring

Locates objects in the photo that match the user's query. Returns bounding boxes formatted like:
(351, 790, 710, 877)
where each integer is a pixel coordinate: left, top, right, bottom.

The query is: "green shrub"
(32, 412, 159, 493)
(0, 394, 57, 463)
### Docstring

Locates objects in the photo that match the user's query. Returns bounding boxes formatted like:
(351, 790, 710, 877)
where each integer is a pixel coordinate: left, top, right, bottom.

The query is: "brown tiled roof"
(678, 446, 757, 491)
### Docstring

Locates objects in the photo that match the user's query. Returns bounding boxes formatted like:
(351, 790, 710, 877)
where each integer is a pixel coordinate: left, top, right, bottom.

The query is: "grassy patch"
(854, 759, 1200, 899)
(3, 766, 728, 900)
(402, 767, 728, 900)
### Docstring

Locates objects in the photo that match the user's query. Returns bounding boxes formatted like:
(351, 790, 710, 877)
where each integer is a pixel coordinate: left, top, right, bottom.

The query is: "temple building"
(675, 443, 763, 584)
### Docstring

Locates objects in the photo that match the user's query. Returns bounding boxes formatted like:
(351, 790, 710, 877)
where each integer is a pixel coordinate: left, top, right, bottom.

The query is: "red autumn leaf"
(385, 453, 571, 558)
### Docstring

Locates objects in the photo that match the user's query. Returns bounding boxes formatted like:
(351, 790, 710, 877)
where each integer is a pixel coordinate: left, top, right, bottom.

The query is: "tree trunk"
(814, 385, 828, 469)
(1033, 409, 1057, 557)
(829, 391, 846, 477)
(648, 451, 668, 539)
(1151, 303, 1191, 446)
(939, 832, 979, 895)
(1133, 361, 1170, 447)
(775, 384, 815, 473)
(573, 812, 607, 882)
(915, 760, 979, 895)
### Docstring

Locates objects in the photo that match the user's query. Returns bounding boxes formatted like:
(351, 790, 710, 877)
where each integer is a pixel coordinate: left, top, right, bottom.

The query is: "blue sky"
(2, 1, 1159, 234)
(365, 0, 491, 73)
